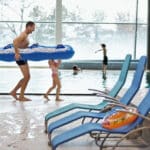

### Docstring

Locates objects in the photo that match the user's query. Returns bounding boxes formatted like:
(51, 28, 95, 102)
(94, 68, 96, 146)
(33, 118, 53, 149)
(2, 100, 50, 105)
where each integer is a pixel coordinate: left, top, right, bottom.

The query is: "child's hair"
(101, 43, 106, 48)
(73, 65, 78, 70)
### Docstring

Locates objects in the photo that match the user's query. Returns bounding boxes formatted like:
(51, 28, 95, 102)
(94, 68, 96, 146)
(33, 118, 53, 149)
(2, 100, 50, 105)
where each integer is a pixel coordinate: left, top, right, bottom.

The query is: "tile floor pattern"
(0, 92, 149, 150)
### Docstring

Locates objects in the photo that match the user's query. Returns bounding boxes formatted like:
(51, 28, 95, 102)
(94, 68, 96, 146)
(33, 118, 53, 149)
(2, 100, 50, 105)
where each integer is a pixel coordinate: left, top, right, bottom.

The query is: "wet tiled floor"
(0, 92, 149, 150)
(0, 69, 149, 150)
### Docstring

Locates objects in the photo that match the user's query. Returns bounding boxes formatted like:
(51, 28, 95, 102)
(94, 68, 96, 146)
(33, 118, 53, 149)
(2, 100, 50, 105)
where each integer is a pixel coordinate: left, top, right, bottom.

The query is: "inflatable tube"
(102, 107, 138, 130)
(0, 44, 75, 61)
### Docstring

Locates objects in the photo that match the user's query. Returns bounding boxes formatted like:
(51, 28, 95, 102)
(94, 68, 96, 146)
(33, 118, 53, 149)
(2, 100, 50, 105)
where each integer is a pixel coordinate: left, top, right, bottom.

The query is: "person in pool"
(10, 21, 35, 101)
(44, 59, 63, 101)
(72, 65, 81, 75)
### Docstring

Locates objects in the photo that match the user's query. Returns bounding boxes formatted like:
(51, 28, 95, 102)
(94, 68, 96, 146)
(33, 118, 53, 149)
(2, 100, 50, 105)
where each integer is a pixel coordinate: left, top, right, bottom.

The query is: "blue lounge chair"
(50, 87, 150, 150)
(44, 54, 132, 132)
(47, 56, 147, 139)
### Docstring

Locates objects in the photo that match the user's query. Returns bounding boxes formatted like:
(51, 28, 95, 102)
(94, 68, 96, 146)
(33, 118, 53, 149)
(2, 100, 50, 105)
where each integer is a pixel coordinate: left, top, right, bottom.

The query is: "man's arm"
(13, 39, 20, 55)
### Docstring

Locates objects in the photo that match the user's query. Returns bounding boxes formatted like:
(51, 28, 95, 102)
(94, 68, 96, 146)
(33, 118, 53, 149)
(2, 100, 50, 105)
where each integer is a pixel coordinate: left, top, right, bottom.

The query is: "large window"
(136, 0, 148, 59)
(0, 0, 56, 66)
(62, 23, 136, 60)
(0, 0, 148, 65)
(0, 0, 56, 46)
(62, 0, 147, 60)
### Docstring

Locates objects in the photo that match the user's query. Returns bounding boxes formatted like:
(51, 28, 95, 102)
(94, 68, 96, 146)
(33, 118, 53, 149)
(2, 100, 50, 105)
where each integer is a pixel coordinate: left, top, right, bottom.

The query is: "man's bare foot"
(44, 94, 50, 101)
(18, 97, 32, 101)
(10, 91, 18, 100)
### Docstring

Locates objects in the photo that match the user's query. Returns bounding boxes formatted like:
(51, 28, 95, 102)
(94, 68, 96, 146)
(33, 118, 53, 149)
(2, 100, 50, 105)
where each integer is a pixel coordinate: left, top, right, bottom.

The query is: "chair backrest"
(109, 54, 132, 97)
(119, 56, 147, 105)
(129, 89, 150, 128)
(138, 89, 150, 117)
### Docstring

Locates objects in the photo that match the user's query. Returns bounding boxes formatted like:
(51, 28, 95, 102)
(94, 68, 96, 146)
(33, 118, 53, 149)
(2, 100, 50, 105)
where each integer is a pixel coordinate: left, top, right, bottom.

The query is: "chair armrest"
(97, 93, 119, 102)
(88, 88, 108, 95)
(116, 109, 150, 121)
(108, 102, 127, 108)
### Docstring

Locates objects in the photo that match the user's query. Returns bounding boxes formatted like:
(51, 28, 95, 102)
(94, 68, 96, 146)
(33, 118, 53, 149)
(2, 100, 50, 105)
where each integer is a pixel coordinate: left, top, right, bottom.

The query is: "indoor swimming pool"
(0, 68, 149, 150)
(0, 68, 146, 95)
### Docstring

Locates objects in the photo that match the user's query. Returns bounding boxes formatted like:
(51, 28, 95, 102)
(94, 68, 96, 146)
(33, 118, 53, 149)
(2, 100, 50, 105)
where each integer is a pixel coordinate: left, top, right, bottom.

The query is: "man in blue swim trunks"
(10, 21, 35, 101)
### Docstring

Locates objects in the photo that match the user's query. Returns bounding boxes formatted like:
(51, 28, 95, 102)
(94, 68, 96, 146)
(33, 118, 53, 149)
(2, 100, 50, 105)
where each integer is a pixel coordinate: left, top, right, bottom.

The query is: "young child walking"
(44, 59, 63, 101)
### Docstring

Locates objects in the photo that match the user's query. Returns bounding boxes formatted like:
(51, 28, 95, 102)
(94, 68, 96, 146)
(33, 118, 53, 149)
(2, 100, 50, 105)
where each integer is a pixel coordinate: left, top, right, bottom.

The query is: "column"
(55, 0, 62, 45)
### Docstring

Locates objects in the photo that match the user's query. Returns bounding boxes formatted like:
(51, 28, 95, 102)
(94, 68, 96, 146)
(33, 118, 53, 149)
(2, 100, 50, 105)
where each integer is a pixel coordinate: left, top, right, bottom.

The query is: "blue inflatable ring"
(0, 44, 74, 61)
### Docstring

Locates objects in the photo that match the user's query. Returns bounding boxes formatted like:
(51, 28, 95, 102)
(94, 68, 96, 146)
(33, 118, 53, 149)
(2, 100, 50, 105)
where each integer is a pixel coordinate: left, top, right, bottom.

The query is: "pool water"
(0, 68, 147, 95)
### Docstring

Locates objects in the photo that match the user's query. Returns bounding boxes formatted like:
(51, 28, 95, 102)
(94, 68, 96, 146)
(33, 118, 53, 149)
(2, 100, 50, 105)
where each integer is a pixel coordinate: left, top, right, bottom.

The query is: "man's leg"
(10, 78, 24, 100)
(18, 63, 31, 101)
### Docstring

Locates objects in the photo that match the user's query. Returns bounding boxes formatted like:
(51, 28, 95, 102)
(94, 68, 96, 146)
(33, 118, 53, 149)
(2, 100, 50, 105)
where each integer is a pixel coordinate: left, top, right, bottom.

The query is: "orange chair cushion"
(102, 107, 138, 130)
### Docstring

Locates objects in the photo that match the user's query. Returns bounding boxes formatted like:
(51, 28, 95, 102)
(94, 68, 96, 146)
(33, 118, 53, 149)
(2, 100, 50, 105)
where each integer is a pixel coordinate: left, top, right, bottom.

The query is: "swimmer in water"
(10, 21, 35, 101)
(44, 59, 63, 101)
(72, 65, 81, 75)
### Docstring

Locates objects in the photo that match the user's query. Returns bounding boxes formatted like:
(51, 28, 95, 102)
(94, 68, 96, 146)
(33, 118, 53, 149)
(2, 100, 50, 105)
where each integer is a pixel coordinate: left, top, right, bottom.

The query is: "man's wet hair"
(26, 21, 35, 28)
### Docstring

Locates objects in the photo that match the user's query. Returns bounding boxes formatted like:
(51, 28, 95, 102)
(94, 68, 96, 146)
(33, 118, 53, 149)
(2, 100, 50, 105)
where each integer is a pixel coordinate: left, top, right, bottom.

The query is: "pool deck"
(0, 88, 150, 150)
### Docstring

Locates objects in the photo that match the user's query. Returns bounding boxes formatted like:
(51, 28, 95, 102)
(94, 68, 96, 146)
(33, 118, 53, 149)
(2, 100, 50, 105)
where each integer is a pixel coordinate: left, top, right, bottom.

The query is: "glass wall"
(62, 0, 147, 60)
(62, 23, 136, 60)
(0, 0, 56, 66)
(0, 0, 148, 64)
(0, 0, 56, 46)
(136, 0, 148, 59)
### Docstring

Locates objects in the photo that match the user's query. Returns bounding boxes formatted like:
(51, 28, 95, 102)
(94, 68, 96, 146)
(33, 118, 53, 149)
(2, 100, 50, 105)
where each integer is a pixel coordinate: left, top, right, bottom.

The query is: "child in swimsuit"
(44, 60, 62, 101)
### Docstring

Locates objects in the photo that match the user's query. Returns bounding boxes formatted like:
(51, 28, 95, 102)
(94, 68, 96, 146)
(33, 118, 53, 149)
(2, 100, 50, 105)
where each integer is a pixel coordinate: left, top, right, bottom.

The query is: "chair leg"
(81, 109, 92, 124)
(81, 116, 86, 124)
(100, 133, 110, 150)
(111, 126, 150, 150)
(90, 131, 102, 138)
(48, 133, 52, 145)
(95, 132, 102, 147)
(45, 120, 48, 133)
(94, 132, 110, 150)
(82, 109, 104, 125)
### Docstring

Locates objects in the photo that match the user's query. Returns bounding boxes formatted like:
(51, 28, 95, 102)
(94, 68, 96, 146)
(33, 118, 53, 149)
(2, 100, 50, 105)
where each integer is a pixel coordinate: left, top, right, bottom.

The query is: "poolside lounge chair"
(47, 56, 147, 139)
(44, 54, 132, 132)
(50, 87, 150, 150)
